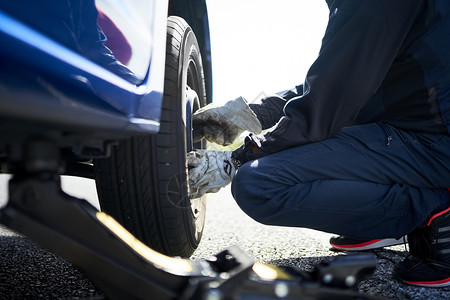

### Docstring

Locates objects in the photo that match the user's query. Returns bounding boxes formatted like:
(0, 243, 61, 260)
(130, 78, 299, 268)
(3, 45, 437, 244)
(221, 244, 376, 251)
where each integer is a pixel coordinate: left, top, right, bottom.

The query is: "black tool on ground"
(0, 140, 386, 299)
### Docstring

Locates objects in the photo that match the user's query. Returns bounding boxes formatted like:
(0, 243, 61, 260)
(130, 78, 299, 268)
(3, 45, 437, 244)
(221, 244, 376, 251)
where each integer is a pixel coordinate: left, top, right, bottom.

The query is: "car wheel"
(94, 16, 208, 257)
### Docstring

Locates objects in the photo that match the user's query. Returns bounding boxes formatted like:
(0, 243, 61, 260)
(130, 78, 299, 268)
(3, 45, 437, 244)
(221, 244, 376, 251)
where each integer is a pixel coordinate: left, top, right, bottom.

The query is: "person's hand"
(187, 150, 237, 198)
(193, 97, 262, 146)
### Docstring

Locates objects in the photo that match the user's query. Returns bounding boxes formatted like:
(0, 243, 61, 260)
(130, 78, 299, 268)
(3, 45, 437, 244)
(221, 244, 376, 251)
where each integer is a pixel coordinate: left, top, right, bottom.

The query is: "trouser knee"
(231, 162, 275, 224)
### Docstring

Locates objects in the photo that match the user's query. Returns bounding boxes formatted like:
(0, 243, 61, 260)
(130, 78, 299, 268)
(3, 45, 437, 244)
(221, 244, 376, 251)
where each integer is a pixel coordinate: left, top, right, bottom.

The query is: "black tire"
(93, 16, 207, 257)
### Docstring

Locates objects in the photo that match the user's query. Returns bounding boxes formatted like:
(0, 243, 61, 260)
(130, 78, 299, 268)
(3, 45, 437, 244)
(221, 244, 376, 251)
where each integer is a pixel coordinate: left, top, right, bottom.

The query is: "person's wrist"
(251, 145, 262, 153)
(231, 156, 241, 169)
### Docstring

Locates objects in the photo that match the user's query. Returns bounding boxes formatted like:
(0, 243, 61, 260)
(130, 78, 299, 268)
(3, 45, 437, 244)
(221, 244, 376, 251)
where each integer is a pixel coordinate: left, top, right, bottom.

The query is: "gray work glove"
(187, 150, 237, 198)
(193, 96, 262, 146)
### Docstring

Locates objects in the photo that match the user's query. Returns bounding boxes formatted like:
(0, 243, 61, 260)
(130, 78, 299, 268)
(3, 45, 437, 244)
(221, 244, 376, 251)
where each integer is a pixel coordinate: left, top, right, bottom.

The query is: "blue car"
(0, 0, 212, 257)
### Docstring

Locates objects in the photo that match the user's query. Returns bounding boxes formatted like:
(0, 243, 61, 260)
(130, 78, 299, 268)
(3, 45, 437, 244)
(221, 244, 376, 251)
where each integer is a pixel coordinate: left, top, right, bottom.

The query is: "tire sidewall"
(165, 16, 207, 251)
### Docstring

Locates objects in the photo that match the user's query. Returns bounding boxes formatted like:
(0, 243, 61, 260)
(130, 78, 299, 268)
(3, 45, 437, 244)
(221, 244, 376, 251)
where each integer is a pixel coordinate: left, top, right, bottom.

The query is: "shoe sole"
(393, 268, 450, 288)
(331, 238, 406, 251)
(403, 277, 450, 287)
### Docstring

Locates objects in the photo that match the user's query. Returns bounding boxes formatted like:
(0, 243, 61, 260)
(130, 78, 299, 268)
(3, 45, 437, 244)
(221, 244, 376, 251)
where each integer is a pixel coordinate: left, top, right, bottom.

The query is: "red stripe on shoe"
(331, 239, 384, 249)
(427, 206, 450, 227)
(404, 276, 450, 286)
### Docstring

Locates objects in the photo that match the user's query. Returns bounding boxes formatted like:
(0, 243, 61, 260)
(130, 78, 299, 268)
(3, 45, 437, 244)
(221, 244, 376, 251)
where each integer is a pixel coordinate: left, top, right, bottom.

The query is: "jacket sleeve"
(239, 0, 427, 159)
(248, 85, 303, 130)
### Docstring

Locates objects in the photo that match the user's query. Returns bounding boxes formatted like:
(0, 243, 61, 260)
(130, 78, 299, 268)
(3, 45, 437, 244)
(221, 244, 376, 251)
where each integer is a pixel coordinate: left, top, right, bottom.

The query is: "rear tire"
(94, 16, 207, 257)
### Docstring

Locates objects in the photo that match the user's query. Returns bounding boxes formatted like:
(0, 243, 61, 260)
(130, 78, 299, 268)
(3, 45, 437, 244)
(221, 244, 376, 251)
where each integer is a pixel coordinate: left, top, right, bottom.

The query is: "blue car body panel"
(0, 0, 171, 137)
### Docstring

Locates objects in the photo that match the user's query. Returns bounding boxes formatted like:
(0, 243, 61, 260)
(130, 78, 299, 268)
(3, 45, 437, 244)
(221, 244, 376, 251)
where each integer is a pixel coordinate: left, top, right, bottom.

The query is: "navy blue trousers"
(231, 123, 450, 239)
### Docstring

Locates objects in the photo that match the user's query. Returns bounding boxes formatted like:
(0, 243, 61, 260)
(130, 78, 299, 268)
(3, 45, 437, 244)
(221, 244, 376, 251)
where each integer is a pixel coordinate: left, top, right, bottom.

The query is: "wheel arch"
(168, 0, 213, 105)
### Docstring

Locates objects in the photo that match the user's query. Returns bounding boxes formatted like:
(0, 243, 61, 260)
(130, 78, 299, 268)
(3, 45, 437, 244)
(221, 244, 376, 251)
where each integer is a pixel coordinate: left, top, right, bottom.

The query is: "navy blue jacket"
(236, 0, 450, 163)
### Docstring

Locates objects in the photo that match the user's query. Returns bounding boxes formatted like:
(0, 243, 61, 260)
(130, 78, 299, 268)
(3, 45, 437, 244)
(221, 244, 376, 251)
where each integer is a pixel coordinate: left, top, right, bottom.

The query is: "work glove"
(193, 97, 262, 146)
(187, 150, 237, 198)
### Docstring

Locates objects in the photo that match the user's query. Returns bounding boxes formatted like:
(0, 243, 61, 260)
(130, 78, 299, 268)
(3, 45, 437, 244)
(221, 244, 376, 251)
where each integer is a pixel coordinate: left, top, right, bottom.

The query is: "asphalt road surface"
(1, 174, 450, 299)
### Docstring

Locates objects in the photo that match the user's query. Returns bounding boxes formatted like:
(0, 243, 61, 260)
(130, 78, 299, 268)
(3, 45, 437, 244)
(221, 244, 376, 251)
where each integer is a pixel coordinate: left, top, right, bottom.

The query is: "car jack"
(0, 142, 386, 300)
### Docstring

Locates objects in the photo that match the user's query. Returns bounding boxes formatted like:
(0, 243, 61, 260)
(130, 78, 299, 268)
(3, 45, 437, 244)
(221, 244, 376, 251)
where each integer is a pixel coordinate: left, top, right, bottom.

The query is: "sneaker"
(330, 236, 406, 251)
(393, 206, 450, 287)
